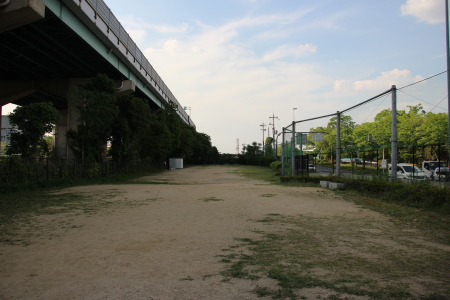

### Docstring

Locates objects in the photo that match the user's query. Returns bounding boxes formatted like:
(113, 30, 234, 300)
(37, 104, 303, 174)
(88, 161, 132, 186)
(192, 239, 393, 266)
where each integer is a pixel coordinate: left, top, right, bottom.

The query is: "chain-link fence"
(280, 71, 449, 184)
(0, 157, 164, 191)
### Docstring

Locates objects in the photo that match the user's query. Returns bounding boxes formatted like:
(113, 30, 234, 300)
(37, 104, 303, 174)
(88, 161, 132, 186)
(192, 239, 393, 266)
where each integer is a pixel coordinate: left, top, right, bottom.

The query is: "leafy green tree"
(192, 132, 212, 164)
(370, 109, 392, 147)
(353, 122, 376, 148)
(109, 95, 152, 164)
(66, 74, 119, 162)
(265, 136, 273, 145)
(210, 146, 220, 163)
(65, 74, 219, 166)
(416, 112, 448, 145)
(308, 115, 355, 160)
(398, 104, 425, 145)
(139, 109, 173, 163)
(6, 102, 59, 158)
(163, 101, 183, 156)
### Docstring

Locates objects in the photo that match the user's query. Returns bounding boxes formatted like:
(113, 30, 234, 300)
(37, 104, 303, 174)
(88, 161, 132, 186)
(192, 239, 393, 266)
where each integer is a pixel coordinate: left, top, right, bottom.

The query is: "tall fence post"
(391, 85, 398, 180)
(446, 0, 450, 164)
(291, 121, 296, 176)
(336, 111, 341, 177)
(281, 127, 285, 176)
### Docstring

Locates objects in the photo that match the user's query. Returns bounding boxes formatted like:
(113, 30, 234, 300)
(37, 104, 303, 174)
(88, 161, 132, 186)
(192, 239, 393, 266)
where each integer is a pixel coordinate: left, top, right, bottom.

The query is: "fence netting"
(280, 71, 449, 184)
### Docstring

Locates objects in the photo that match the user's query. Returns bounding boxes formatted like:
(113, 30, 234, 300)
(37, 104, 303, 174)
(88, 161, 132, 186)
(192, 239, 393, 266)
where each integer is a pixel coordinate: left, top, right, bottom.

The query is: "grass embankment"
(224, 165, 450, 300)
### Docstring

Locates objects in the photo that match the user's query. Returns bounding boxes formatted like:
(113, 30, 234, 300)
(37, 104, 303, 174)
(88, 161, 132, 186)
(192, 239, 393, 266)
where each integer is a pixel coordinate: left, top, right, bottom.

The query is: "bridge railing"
(67, 0, 194, 126)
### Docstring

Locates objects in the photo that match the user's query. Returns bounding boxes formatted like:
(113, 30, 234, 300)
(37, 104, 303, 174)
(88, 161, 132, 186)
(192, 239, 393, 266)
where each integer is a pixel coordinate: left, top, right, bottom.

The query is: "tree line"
(306, 104, 448, 162)
(6, 74, 220, 166)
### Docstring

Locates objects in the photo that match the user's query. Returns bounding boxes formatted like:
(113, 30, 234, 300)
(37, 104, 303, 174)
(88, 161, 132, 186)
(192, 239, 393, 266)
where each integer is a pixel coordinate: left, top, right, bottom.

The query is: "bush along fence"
(280, 173, 450, 211)
(0, 157, 164, 192)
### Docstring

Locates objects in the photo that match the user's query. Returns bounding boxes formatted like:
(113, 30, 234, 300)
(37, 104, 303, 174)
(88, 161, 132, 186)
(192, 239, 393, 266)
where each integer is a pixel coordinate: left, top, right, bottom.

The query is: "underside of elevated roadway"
(0, 0, 188, 159)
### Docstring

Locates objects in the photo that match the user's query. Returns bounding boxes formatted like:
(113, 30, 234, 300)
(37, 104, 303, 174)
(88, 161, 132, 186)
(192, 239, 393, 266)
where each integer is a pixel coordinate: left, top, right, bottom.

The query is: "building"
(0, 115, 15, 155)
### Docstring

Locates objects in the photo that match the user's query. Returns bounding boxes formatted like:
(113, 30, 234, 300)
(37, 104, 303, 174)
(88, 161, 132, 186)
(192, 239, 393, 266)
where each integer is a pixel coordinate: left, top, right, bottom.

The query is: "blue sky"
(4, 0, 447, 154)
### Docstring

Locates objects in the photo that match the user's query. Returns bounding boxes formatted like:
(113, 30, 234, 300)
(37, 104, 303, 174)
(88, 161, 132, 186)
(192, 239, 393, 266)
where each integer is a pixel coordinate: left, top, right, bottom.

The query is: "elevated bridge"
(0, 0, 193, 158)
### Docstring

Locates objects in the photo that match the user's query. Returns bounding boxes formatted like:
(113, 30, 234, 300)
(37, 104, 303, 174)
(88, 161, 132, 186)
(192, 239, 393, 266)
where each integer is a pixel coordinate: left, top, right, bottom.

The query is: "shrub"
(270, 161, 282, 171)
(281, 175, 450, 211)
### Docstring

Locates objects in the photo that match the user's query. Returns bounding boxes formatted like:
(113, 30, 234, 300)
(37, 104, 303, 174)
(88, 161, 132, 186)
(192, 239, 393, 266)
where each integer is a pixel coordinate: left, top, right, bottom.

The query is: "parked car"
(388, 163, 427, 180)
(432, 167, 450, 181)
(421, 161, 448, 179)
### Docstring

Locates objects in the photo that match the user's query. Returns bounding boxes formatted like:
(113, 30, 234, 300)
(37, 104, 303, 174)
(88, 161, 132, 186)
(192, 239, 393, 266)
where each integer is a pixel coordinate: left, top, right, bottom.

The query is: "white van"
(388, 163, 427, 180)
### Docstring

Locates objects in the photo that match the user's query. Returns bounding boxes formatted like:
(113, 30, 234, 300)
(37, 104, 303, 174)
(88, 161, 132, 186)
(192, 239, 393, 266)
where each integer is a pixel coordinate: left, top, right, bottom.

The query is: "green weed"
(200, 197, 224, 202)
(220, 214, 450, 299)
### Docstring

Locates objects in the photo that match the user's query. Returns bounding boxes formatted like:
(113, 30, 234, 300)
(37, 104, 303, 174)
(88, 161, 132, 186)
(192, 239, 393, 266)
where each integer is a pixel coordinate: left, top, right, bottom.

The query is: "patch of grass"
(0, 185, 161, 246)
(230, 165, 281, 183)
(220, 214, 450, 299)
(200, 197, 224, 202)
(337, 190, 450, 245)
(260, 194, 277, 197)
(231, 165, 450, 245)
(179, 276, 194, 281)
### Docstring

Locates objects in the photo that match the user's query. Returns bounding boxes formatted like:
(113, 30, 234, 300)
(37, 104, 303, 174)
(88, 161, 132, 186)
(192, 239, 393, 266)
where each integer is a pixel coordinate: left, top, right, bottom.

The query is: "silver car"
(432, 167, 450, 181)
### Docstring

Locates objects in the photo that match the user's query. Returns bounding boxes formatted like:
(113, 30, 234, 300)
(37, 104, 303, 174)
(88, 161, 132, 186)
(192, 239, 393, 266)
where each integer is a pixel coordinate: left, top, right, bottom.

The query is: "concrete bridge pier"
(0, 78, 135, 160)
(0, 78, 84, 160)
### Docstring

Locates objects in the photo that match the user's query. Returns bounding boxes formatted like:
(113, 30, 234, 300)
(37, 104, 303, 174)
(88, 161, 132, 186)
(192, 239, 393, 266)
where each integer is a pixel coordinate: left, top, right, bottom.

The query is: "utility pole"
(391, 85, 398, 181)
(446, 0, 450, 164)
(269, 113, 279, 158)
(260, 122, 266, 155)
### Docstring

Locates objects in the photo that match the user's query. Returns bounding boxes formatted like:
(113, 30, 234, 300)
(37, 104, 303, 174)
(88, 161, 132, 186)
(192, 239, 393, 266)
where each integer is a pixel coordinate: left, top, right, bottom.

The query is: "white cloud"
(262, 44, 317, 62)
(142, 14, 332, 152)
(125, 28, 146, 44)
(118, 14, 188, 35)
(150, 23, 189, 33)
(334, 69, 424, 92)
(401, 0, 445, 24)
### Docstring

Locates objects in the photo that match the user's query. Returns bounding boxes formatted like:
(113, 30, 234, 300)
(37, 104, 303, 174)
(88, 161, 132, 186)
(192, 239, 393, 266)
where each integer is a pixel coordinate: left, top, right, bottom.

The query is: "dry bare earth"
(0, 166, 448, 299)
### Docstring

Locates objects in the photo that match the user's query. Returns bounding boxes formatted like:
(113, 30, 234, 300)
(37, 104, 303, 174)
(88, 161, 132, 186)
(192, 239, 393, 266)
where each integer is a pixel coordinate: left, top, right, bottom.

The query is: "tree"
(416, 112, 448, 145)
(110, 95, 152, 164)
(398, 104, 425, 145)
(352, 122, 376, 148)
(6, 102, 59, 159)
(66, 74, 119, 162)
(139, 109, 173, 163)
(308, 115, 355, 160)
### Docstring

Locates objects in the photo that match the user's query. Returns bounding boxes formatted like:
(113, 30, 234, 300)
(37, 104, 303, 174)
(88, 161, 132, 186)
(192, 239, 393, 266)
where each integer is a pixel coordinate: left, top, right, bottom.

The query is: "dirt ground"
(0, 166, 448, 299)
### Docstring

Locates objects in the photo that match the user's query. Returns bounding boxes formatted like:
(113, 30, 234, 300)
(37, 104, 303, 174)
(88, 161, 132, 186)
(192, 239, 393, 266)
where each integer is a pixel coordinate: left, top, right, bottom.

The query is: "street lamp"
(269, 113, 279, 158)
(260, 122, 267, 155)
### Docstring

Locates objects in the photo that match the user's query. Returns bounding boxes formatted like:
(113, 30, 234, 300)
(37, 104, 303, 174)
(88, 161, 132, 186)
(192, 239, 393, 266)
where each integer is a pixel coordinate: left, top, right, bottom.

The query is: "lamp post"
(269, 113, 279, 158)
(260, 122, 266, 155)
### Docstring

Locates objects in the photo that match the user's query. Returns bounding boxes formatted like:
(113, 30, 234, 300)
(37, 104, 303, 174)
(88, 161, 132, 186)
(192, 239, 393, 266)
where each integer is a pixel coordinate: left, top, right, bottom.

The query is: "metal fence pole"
(291, 121, 296, 176)
(336, 111, 341, 177)
(281, 127, 285, 176)
(446, 0, 450, 164)
(391, 85, 398, 180)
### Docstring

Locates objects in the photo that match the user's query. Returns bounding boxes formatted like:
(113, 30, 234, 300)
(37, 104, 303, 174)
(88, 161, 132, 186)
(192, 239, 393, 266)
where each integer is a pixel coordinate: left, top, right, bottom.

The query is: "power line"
(397, 89, 447, 111)
(397, 70, 447, 90)
(362, 92, 390, 123)
(429, 95, 448, 113)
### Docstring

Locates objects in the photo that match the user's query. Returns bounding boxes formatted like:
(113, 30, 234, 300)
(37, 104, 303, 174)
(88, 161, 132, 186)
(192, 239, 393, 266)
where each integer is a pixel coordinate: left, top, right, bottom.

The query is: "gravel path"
(0, 166, 443, 299)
